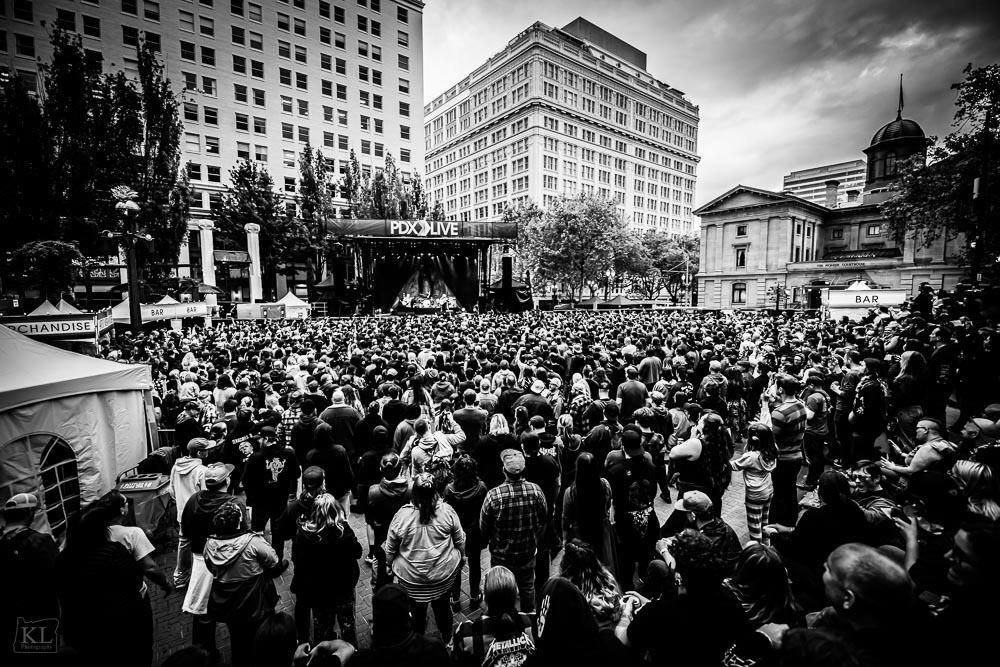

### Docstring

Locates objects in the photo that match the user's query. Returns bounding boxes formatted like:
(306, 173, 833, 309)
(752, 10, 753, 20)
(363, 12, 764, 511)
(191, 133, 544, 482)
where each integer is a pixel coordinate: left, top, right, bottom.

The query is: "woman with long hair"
(850, 358, 890, 464)
(723, 543, 802, 628)
(444, 455, 489, 610)
(477, 413, 518, 489)
(385, 472, 466, 643)
(951, 460, 1000, 521)
(291, 493, 362, 645)
(403, 376, 435, 424)
(559, 539, 622, 631)
(513, 405, 531, 438)
(562, 452, 618, 573)
(892, 350, 926, 449)
(341, 385, 365, 415)
(453, 566, 538, 667)
(213, 373, 237, 413)
(731, 423, 778, 543)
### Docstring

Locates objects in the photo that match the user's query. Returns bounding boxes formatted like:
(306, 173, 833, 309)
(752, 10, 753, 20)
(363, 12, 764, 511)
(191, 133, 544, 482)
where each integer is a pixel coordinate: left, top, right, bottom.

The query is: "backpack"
(622, 455, 655, 532)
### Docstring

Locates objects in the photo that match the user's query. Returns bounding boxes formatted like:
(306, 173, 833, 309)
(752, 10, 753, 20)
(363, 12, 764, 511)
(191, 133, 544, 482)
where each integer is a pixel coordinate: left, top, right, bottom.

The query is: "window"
(233, 83, 248, 103)
(361, 139, 371, 154)
(14, 33, 34, 57)
(335, 32, 346, 49)
(205, 136, 219, 155)
(398, 30, 408, 47)
(399, 78, 409, 94)
(298, 126, 309, 142)
(235, 113, 249, 132)
(360, 115, 370, 131)
(324, 131, 335, 148)
(188, 163, 202, 180)
(334, 5, 345, 23)
(252, 88, 265, 106)
(57, 9, 76, 32)
(337, 109, 348, 125)
(281, 95, 293, 113)
(248, 2, 262, 22)
(282, 122, 294, 140)
(201, 46, 215, 67)
(185, 133, 201, 153)
(121, 0, 138, 17)
(204, 107, 218, 126)
(38, 438, 82, 540)
(278, 41, 291, 59)
(319, 1, 331, 18)
(253, 116, 266, 134)
(370, 20, 380, 37)
(295, 45, 307, 64)
(237, 141, 250, 159)
(397, 6, 408, 22)
(232, 54, 246, 73)
(399, 101, 409, 117)
(200, 16, 213, 37)
(297, 99, 308, 116)
(251, 60, 264, 78)
(867, 224, 882, 236)
(277, 12, 290, 31)
(360, 90, 369, 106)
(359, 65, 369, 82)
(400, 125, 410, 140)
(231, 26, 246, 46)
(145, 32, 162, 53)
(283, 150, 295, 167)
(731, 283, 747, 305)
(122, 26, 139, 48)
(207, 165, 221, 182)
(735, 248, 746, 268)
(280, 68, 292, 86)
(320, 26, 332, 45)
(358, 15, 368, 31)
(375, 142, 384, 157)
(179, 10, 195, 32)
(400, 148, 411, 163)
(254, 145, 267, 161)
(82, 15, 101, 38)
(231, 0, 245, 16)
(371, 45, 381, 62)
(336, 58, 346, 75)
(338, 135, 348, 150)
(294, 19, 306, 37)
(249, 31, 263, 50)
(831, 228, 844, 240)
(398, 54, 409, 71)
(337, 84, 347, 100)
(202, 76, 216, 96)
(736, 225, 747, 237)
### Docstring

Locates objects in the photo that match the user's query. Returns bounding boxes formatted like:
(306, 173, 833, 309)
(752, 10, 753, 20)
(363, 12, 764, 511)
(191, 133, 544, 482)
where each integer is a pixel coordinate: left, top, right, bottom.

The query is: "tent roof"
(0, 325, 152, 412)
(56, 299, 83, 314)
(277, 291, 310, 306)
(29, 301, 63, 316)
(156, 295, 181, 305)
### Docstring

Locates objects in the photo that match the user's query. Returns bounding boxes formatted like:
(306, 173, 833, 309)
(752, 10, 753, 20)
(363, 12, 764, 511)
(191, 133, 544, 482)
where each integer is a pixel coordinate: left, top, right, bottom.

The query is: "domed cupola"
(863, 79, 926, 191)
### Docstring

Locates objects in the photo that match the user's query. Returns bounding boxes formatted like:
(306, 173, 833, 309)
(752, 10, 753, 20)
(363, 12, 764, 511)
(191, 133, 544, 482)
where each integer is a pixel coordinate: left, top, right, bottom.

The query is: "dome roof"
(870, 115, 925, 147)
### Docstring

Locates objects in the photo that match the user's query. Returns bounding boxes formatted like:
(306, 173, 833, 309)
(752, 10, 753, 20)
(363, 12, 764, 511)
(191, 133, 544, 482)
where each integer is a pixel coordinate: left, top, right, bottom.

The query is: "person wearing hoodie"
(291, 493, 363, 646)
(366, 452, 412, 591)
(205, 500, 280, 667)
(309, 421, 357, 517)
(394, 403, 422, 451)
(170, 437, 210, 589)
(242, 425, 300, 571)
(221, 407, 257, 494)
(289, 398, 324, 466)
(349, 584, 450, 667)
(520, 433, 561, 599)
(400, 417, 465, 477)
(430, 371, 457, 408)
(357, 424, 392, 562)
(355, 400, 391, 458)
(444, 454, 489, 611)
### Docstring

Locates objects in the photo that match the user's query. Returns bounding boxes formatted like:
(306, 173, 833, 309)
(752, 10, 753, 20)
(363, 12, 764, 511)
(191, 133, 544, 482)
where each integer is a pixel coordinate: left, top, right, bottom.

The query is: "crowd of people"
(3, 291, 1000, 667)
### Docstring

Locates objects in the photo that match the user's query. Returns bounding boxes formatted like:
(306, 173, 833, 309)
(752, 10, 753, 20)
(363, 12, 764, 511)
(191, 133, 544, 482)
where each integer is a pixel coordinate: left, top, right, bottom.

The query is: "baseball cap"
(187, 437, 213, 454)
(202, 463, 235, 487)
(501, 448, 526, 474)
(673, 490, 713, 514)
(4, 493, 38, 512)
(302, 466, 325, 486)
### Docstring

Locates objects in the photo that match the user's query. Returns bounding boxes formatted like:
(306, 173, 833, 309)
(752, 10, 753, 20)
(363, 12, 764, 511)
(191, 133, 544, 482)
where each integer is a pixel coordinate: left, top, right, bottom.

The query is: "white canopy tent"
(276, 291, 312, 319)
(0, 326, 154, 540)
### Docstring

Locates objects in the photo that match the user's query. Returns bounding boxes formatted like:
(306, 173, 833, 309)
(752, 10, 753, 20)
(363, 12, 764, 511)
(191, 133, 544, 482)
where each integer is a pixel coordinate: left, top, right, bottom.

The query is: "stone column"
(177, 231, 192, 280)
(196, 221, 217, 327)
(244, 223, 263, 303)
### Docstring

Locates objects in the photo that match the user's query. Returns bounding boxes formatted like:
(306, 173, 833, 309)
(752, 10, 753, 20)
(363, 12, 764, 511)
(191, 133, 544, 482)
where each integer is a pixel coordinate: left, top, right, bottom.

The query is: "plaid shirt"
(480, 478, 547, 566)
(276, 407, 301, 446)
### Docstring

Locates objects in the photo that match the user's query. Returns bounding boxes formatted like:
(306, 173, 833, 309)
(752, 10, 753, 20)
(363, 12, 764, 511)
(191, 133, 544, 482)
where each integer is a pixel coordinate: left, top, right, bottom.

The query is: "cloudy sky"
(422, 0, 1000, 206)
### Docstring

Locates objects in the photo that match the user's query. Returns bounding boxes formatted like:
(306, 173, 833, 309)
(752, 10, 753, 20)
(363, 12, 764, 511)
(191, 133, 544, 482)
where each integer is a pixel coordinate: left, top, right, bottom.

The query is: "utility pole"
(110, 186, 149, 333)
(972, 105, 993, 288)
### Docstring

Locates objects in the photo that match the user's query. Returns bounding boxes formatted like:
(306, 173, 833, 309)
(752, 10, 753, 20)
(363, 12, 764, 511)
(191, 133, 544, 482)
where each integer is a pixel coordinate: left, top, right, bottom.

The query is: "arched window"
(731, 282, 747, 305)
(40, 437, 81, 538)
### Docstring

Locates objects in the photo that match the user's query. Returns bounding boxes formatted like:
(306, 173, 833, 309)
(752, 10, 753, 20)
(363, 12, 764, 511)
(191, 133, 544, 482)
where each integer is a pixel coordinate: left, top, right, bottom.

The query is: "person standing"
(385, 473, 466, 644)
(730, 423, 777, 543)
(616, 366, 649, 423)
(925, 325, 961, 425)
(169, 437, 210, 589)
(453, 389, 489, 455)
(520, 433, 561, 601)
(769, 374, 807, 527)
(480, 449, 548, 612)
(242, 426, 300, 573)
(605, 428, 658, 588)
(444, 455, 489, 611)
(800, 374, 831, 492)
(366, 453, 411, 592)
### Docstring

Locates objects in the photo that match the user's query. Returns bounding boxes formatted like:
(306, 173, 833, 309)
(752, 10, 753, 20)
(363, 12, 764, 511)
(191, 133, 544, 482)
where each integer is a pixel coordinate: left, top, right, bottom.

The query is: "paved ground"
(148, 465, 754, 666)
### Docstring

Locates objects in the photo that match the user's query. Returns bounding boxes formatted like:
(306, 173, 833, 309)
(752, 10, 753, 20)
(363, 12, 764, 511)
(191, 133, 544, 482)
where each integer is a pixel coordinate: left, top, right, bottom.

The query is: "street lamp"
(109, 186, 150, 332)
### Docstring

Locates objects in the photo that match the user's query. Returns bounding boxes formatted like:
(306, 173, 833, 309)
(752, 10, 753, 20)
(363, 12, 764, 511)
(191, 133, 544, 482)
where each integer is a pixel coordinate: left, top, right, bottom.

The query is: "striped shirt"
(480, 479, 548, 567)
(771, 400, 807, 461)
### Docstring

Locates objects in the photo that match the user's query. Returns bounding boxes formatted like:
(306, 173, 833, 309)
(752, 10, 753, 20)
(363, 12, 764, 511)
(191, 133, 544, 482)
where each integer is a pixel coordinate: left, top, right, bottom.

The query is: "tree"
(515, 193, 632, 299)
(339, 152, 427, 220)
(10, 241, 83, 302)
(297, 142, 338, 297)
(406, 171, 428, 220)
(213, 160, 300, 293)
(881, 64, 1000, 285)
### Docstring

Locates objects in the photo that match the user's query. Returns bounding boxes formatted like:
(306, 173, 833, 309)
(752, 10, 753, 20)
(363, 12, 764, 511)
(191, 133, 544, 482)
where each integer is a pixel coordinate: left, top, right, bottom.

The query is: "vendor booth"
(112, 295, 212, 327)
(824, 280, 907, 321)
(0, 326, 155, 542)
(235, 291, 313, 320)
(0, 299, 114, 351)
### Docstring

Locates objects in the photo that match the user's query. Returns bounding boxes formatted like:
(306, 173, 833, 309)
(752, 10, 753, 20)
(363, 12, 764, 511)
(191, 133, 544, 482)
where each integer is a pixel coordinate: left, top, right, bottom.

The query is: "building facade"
(423, 18, 700, 236)
(781, 159, 866, 207)
(697, 112, 964, 310)
(5, 0, 425, 301)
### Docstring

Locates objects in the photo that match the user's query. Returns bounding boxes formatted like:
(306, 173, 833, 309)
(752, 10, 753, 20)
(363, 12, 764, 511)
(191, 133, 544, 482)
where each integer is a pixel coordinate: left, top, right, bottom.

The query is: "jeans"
(312, 597, 357, 646)
(451, 545, 483, 600)
(410, 593, 454, 643)
(771, 458, 801, 527)
(491, 554, 536, 612)
(803, 432, 827, 487)
(173, 531, 192, 587)
(251, 502, 286, 561)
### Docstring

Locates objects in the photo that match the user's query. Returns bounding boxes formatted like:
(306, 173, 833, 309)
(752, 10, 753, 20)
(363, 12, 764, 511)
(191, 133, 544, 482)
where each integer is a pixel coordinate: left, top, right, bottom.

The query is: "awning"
(213, 250, 251, 264)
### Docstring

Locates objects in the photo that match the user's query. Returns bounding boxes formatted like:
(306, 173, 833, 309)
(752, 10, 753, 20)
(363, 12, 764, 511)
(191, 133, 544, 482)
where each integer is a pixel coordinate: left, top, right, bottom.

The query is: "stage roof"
(327, 219, 516, 241)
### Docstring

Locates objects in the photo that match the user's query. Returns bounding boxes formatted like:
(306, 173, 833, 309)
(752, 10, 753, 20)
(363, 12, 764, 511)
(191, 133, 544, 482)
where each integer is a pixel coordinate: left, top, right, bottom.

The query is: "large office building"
(4, 0, 425, 301)
(696, 109, 964, 310)
(782, 159, 867, 207)
(423, 18, 700, 236)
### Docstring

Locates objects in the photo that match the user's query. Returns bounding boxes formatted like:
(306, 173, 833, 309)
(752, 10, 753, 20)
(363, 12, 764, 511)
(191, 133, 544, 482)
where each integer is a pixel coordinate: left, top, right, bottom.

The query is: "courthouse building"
(5, 0, 425, 301)
(423, 18, 701, 236)
(696, 110, 965, 310)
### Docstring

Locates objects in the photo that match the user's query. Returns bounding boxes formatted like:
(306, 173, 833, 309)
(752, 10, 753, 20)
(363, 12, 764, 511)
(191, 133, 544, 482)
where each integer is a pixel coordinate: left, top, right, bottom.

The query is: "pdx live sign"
(388, 220, 459, 237)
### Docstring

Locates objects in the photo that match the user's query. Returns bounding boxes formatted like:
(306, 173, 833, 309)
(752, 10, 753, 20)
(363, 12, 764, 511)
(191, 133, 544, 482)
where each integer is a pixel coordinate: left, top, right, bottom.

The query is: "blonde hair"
(305, 493, 347, 533)
(952, 460, 1000, 520)
(489, 413, 510, 436)
(483, 566, 518, 617)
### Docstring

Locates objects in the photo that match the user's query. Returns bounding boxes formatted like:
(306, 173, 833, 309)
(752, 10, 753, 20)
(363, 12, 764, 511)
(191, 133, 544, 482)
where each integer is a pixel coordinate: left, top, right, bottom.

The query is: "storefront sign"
(3, 308, 115, 344)
(826, 290, 906, 307)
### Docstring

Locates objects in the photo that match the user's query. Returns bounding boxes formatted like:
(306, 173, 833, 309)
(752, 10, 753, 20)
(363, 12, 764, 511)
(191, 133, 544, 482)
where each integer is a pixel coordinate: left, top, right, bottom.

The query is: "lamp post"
(109, 186, 150, 333)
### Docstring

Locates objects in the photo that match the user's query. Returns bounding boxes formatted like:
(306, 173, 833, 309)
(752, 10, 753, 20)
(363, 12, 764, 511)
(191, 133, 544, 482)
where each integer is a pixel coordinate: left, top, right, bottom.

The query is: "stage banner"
(328, 219, 517, 240)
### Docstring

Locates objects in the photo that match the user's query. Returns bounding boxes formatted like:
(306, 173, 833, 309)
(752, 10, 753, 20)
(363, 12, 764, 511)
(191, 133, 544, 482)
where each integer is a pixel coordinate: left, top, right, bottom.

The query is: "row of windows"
(184, 133, 412, 164)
